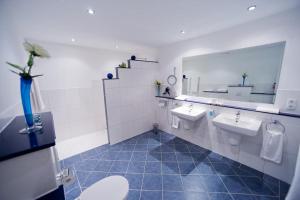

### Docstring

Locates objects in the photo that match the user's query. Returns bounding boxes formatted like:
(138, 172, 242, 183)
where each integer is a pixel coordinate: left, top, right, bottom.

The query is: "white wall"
(156, 98, 300, 183)
(158, 7, 300, 114)
(104, 61, 159, 144)
(0, 2, 26, 130)
(32, 41, 157, 142)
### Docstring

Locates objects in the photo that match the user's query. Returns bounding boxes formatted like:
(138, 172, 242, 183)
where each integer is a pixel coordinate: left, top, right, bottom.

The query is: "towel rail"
(266, 120, 285, 134)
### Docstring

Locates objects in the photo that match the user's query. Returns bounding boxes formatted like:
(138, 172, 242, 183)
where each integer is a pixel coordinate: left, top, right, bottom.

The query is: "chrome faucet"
(235, 111, 241, 122)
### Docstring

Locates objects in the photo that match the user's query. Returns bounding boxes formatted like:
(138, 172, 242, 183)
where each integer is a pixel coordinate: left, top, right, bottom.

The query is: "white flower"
(23, 41, 50, 58)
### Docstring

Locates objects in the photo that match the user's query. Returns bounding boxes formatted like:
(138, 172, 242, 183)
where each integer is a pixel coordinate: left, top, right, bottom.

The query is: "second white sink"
(213, 113, 262, 136)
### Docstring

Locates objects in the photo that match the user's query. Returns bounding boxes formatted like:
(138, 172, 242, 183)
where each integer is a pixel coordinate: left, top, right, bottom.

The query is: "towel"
(256, 106, 279, 114)
(172, 115, 180, 129)
(30, 79, 45, 113)
(260, 129, 284, 164)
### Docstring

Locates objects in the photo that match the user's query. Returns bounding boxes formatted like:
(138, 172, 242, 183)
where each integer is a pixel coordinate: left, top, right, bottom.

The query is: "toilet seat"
(79, 176, 129, 200)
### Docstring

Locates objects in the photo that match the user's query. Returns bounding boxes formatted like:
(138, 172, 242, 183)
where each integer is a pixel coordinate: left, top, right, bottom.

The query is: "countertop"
(0, 112, 56, 162)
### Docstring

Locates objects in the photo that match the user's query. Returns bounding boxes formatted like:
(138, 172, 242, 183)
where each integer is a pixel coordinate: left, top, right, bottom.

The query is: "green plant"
(119, 62, 127, 68)
(154, 80, 161, 86)
(6, 41, 50, 79)
(242, 73, 248, 79)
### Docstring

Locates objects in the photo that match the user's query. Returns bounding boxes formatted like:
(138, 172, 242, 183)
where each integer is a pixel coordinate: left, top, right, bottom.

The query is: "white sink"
(212, 113, 262, 145)
(171, 106, 206, 122)
(171, 106, 206, 130)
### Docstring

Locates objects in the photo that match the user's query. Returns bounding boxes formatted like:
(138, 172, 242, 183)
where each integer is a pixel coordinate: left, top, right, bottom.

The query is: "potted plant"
(119, 62, 127, 68)
(154, 80, 161, 96)
(6, 41, 50, 133)
(242, 72, 248, 86)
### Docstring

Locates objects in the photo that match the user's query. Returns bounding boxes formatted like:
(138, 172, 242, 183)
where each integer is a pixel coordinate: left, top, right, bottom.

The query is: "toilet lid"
(79, 176, 129, 200)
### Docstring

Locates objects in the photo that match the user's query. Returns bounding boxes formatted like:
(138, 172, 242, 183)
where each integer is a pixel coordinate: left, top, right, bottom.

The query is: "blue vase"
(20, 77, 34, 127)
(156, 85, 161, 96)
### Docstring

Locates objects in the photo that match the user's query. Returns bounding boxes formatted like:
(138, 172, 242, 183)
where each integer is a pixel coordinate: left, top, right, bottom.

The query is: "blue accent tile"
(76, 170, 90, 186)
(163, 175, 183, 191)
(107, 144, 123, 151)
(128, 190, 141, 200)
(160, 144, 175, 152)
(142, 174, 162, 190)
(279, 181, 290, 197)
(94, 144, 109, 154)
(231, 194, 256, 200)
(122, 145, 136, 151)
(212, 163, 237, 175)
(125, 173, 144, 190)
(74, 159, 98, 171)
(162, 152, 177, 162)
(263, 174, 280, 196)
(147, 152, 161, 161)
(109, 161, 129, 173)
(163, 191, 209, 200)
(191, 153, 210, 163)
(201, 175, 228, 192)
(174, 144, 189, 152)
(107, 172, 125, 176)
(209, 193, 233, 200)
(178, 162, 197, 175)
(101, 151, 120, 160)
(176, 152, 194, 162)
(82, 171, 106, 187)
(127, 161, 145, 173)
(233, 164, 263, 177)
(136, 137, 149, 144)
(163, 191, 185, 200)
(256, 196, 280, 200)
(195, 162, 216, 174)
(94, 160, 112, 172)
(116, 151, 133, 161)
(132, 151, 147, 161)
(181, 175, 206, 192)
(162, 162, 180, 174)
(148, 138, 161, 145)
(145, 161, 161, 174)
(188, 144, 208, 153)
(63, 154, 82, 168)
(121, 138, 137, 145)
(134, 144, 148, 151)
(81, 149, 98, 160)
(183, 191, 209, 200)
(141, 191, 162, 200)
(65, 187, 81, 200)
(221, 175, 251, 194)
(241, 177, 276, 196)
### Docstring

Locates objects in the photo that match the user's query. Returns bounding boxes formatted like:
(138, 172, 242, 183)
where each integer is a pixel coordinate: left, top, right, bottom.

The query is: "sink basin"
(171, 106, 206, 122)
(212, 113, 262, 136)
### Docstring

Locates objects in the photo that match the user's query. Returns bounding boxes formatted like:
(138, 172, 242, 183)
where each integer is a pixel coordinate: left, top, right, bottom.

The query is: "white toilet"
(78, 176, 129, 200)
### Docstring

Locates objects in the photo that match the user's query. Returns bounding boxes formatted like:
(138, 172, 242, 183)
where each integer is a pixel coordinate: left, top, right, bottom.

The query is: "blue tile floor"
(61, 131, 290, 200)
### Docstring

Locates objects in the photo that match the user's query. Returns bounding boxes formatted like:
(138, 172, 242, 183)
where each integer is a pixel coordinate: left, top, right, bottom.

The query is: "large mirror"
(182, 42, 285, 104)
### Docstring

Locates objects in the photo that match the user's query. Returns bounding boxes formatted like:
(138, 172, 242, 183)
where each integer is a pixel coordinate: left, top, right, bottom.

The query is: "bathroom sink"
(212, 113, 262, 136)
(171, 106, 206, 122)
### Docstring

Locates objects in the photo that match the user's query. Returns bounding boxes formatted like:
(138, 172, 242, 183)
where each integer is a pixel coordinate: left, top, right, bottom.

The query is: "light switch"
(286, 98, 297, 110)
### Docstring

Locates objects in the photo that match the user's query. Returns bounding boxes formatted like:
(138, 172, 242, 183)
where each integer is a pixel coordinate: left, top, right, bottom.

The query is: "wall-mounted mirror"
(182, 42, 285, 104)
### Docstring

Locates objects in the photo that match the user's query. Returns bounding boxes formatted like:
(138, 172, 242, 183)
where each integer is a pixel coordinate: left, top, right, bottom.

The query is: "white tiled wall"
(156, 98, 300, 183)
(41, 80, 106, 141)
(104, 61, 159, 144)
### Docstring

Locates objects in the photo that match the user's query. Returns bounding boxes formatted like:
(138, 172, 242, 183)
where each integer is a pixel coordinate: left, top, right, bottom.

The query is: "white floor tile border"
(56, 129, 108, 160)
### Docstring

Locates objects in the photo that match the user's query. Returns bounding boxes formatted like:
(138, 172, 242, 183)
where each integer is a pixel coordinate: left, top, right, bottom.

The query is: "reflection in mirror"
(182, 42, 285, 104)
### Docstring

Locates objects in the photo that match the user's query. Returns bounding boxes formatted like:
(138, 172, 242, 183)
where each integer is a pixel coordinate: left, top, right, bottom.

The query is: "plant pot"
(20, 77, 34, 128)
(156, 85, 161, 96)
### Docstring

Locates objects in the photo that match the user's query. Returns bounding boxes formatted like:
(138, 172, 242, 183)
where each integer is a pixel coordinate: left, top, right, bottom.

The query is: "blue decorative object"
(20, 77, 34, 127)
(156, 85, 161, 96)
(107, 73, 113, 79)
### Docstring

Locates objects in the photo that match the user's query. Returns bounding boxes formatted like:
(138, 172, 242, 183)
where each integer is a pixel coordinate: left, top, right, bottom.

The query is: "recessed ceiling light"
(180, 30, 185, 34)
(88, 8, 95, 15)
(247, 5, 256, 11)
(115, 45, 119, 49)
(71, 38, 76, 42)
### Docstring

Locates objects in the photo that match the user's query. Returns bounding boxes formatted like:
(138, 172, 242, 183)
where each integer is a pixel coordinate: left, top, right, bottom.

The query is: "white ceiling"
(2, 0, 300, 50)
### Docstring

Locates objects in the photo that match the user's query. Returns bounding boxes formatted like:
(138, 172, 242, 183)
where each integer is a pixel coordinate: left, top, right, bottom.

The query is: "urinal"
(285, 145, 300, 200)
